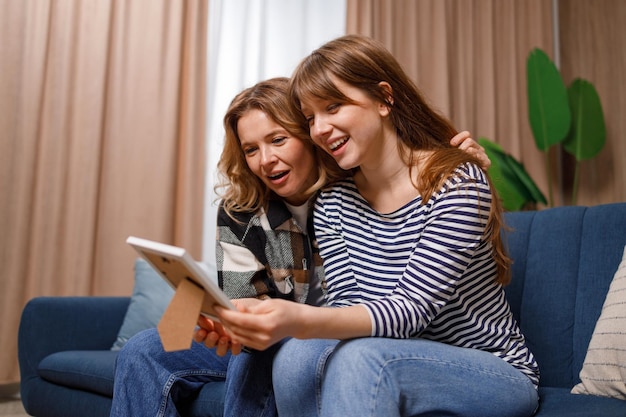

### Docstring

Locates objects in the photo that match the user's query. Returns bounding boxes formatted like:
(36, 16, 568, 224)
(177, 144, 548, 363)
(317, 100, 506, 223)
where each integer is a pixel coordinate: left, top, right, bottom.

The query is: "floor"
(0, 383, 27, 417)
(0, 397, 28, 417)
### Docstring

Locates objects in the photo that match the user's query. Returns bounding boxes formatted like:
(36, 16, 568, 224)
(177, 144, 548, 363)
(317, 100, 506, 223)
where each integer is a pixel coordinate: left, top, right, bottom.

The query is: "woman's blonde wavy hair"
(214, 77, 349, 218)
(289, 35, 511, 285)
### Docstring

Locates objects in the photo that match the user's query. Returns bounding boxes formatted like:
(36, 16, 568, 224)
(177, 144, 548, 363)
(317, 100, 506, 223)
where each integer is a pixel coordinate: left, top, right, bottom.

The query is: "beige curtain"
(0, 0, 207, 385)
(558, 0, 626, 205)
(347, 0, 626, 207)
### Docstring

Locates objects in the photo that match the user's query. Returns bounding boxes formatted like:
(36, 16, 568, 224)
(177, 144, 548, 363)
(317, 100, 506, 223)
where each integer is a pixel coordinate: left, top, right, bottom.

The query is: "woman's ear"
(378, 81, 393, 116)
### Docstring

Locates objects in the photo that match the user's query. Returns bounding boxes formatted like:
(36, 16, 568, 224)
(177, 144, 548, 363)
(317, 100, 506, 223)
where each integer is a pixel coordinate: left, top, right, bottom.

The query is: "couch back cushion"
(110, 258, 175, 350)
(503, 203, 626, 389)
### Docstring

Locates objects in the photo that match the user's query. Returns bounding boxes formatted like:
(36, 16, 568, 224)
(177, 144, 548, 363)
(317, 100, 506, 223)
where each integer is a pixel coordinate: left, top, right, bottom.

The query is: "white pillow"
(571, 245, 626, 400)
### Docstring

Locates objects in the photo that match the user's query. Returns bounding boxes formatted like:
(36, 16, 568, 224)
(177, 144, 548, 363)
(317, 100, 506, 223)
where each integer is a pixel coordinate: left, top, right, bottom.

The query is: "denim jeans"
(272, 338, 339, 416)
(273, 338, 538, 417)
(110, 328, 280, 417)
(224, 340, 284, 417)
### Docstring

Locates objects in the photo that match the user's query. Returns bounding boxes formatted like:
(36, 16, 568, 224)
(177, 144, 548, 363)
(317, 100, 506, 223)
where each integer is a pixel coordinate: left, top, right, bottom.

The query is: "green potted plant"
(480, 48, 605, 210)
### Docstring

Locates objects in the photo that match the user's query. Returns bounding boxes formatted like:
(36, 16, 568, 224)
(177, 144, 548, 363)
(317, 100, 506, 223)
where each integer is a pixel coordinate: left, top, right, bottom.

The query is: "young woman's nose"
(310, 115, 332, 143)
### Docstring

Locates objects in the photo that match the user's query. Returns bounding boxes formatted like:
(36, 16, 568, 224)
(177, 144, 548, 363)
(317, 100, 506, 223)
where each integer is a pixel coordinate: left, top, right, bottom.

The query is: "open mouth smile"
(268, 171, 288, 181)
(329, 136, 349, 151)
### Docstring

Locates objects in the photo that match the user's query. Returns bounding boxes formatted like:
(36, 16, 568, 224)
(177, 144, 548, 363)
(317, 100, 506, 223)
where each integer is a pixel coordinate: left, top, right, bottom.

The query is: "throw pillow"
(111, 258, 175, 350)
(571, 245, 626, 400)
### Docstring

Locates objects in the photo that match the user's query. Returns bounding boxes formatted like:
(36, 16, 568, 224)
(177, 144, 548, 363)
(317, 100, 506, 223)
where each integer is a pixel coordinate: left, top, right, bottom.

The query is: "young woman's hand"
(215, 298, 310, 351)
(450, 131, 491, 170)
(193, 314, 243, 356)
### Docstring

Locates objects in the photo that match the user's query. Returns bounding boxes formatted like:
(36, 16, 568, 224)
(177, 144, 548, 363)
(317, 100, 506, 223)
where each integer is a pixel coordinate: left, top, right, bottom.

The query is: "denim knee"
(273, 339, 338, 417)
(116, 328, 162, 365)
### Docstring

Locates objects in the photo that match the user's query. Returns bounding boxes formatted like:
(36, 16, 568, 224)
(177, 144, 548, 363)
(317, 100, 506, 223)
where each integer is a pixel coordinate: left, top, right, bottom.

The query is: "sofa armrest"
(18, 296, 130, 385)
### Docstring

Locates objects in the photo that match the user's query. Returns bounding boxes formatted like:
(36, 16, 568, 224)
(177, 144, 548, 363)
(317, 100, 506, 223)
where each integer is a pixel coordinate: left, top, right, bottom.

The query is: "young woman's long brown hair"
(289, 35, 511, 285)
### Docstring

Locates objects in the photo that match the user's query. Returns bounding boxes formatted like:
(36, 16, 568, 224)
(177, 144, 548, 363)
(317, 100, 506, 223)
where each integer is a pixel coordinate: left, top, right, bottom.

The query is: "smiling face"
(237, 109, 318, 206)
(301, 78, 392, 171)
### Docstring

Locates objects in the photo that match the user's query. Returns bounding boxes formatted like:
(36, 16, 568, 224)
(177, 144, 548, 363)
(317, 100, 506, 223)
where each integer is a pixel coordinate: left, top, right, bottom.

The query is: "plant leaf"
(487, 158, 528, 211)
(479, 137, 507, 154)
(479, 138, 534, 211)
(505, 156, 548, 205)
(562, 78, 606, 161)
(526, 48, 571, 151)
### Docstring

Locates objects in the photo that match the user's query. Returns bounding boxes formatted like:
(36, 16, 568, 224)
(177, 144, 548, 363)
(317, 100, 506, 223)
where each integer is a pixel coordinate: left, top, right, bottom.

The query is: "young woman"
(213, 36, 540, 417)
(110, 77, 489, 416)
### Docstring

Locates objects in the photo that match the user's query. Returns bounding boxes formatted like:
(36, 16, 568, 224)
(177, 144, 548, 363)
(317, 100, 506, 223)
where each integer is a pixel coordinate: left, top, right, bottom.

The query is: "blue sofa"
(18, 203, 626, 416)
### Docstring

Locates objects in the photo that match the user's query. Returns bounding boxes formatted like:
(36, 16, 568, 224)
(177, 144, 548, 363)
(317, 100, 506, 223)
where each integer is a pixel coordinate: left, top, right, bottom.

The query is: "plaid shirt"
(216, 198, 324, 303)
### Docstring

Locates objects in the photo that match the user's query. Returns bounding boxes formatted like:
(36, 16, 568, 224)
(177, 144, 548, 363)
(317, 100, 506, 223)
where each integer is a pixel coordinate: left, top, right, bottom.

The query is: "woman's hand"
(450, 131, 491, 170)
(194, 314, 243, 356)
(215, 298, 310, 351)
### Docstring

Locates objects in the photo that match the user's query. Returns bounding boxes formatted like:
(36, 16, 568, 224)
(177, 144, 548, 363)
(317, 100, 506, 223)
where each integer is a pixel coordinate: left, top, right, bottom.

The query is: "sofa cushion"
(111, 258, 174, 350)
(504, 207, 585, 387)
(38, 350, 118, 396)
(571, 245, 626, 400)
(504, 203, 626, 390)
(536, 387, 626, 416)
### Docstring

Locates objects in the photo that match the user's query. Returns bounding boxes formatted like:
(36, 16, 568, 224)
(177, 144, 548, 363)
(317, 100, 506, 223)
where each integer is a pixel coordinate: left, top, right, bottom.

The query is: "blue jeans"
(273, 338, 538, 417)
(272, 338, 339, 416)
(110, 328, 280, 417)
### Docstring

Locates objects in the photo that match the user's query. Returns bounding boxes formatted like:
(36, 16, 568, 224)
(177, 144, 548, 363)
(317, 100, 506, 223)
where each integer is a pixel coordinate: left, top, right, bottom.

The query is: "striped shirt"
(313, 162, 539, 387)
